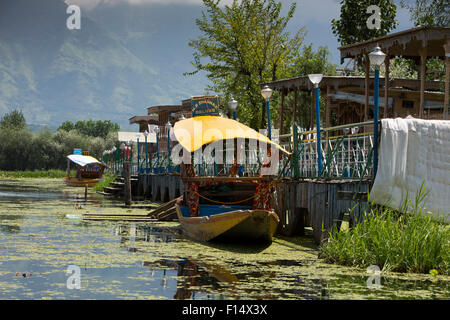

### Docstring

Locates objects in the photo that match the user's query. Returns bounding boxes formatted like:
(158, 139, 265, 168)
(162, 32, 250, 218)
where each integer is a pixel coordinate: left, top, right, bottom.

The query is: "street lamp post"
(368, 45, 386, 179)
(308, 74, 324, 177)
(261, 85, 273, 140)
(228, 97, 238, 120)
(143, 130, 149, 173)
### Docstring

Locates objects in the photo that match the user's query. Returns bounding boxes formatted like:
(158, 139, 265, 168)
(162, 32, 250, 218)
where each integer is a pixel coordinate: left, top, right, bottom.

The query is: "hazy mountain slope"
(0, 0, 208, 130)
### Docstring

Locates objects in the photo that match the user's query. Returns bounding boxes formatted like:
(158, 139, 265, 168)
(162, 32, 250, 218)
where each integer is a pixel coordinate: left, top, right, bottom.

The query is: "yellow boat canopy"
(173, 116, 290, 154)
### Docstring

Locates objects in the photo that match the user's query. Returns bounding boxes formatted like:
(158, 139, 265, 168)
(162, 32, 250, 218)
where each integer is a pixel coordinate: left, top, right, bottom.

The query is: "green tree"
(53, 129, 89, 159)
(58, 119, 120, 139)
(283, 45, 338, 129)
(401, 0, 450, 27)
(94, 120, 120, 139)
(58, 120, 75, 132)
(74, 120, 96, 137)
(186, 0, 305, 129)
(29, 128, 62, 170)
(0, 128, 33, 170)
(287, 45, 337, 78)
(0, 110, 27, 130)
(331, 0, 398, 46)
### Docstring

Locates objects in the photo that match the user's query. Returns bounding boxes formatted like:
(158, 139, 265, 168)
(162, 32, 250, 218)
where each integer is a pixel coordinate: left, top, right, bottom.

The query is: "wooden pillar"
(124, 161, 132, 206)
(280, 89, 285, 134)
(364, 53, 370, 122)
(67, 158, 70, 178)
(419, 47, 427, 118)
(384, 56, 390, 118)
(293, 88, 298, 126)
(326, 86, 331, 128)
(444, 41, 450, 120)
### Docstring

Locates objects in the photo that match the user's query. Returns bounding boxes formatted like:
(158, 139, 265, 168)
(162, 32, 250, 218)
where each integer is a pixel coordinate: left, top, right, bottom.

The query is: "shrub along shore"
(0, 170, 71, 179)
(0, 170, 115, 191)
(319, 185, 449, 275)
(0, 110, 118, 172)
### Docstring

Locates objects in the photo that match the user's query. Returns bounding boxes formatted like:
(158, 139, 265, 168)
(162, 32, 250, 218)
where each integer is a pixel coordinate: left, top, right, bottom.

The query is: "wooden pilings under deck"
(135, 174, 183, 203)
(273, 179, 370, 245)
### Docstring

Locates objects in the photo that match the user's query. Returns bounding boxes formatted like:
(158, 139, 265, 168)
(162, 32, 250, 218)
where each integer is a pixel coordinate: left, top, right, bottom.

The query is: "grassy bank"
(319, 188, 449, 275)
(0, 170, 72, 179)
(93, 174, 115, 192)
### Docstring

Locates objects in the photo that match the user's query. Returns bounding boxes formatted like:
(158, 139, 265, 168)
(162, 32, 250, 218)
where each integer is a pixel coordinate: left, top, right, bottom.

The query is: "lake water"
(0, 179, 448, 299)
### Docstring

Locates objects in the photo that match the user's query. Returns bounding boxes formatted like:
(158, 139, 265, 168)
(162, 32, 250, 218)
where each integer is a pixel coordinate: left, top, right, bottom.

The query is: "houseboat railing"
(279, 120, 380, 180)
(102, 120, 380, 180)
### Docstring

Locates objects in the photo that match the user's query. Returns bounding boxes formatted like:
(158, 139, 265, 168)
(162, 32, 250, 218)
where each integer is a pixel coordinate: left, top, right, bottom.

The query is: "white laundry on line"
(370, 117, 450, 222)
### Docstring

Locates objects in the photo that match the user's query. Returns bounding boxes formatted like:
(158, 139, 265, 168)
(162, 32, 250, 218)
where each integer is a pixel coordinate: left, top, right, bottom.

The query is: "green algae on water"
(0, 179, 449, 300)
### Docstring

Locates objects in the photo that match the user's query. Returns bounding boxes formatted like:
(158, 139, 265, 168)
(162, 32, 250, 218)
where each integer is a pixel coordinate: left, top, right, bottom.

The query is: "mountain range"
(0, 0, 209, 130)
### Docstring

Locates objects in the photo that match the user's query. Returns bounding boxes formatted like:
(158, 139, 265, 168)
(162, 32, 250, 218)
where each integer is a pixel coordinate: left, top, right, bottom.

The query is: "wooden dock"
(82, 197, 179, 222)
(273, 179, 370, 244)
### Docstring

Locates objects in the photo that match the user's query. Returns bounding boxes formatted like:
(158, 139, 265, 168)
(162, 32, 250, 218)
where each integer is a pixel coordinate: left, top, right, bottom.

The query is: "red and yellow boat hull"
(64, 177, 100, 187)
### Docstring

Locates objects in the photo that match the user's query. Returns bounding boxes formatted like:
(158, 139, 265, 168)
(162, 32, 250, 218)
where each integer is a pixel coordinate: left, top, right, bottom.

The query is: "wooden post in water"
(124, 161, 132, 206)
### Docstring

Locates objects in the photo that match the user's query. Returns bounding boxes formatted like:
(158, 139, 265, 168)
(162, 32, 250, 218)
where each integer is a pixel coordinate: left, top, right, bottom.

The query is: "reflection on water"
(0, 214, 24, 234)
(0, 179, 448, 300)
(115, 225, 175, 244)
(142, 258, 238, 300)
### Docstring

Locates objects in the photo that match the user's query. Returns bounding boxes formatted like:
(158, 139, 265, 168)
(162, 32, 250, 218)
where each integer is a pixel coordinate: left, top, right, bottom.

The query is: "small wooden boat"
(175, 204, 279, 243)
(170, 98, 291, 244)
(174, 176, 281, 243)
(172, 113, 291, 244)
(63, 177, 101, 187)
(64, 153, 106, 187)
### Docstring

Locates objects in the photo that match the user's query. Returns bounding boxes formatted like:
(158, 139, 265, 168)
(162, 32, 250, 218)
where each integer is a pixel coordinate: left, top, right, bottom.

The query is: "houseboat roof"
(338, 26, 450, 63)
(146, 105, 189, 115)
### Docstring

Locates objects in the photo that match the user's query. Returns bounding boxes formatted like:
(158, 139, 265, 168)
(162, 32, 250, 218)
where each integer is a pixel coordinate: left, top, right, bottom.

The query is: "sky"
(66, 0, 416, 65)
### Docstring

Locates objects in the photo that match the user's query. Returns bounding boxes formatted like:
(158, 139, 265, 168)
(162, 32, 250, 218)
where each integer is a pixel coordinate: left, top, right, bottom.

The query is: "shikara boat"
(173, 114, 290, 244)
(175, 203, 280, 243)
(64, 154, 107, 187)
(64, 177, 102, 187)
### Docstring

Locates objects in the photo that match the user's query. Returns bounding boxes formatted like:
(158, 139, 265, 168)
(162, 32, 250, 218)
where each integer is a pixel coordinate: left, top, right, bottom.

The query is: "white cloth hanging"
(370, 117, 450, 222)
